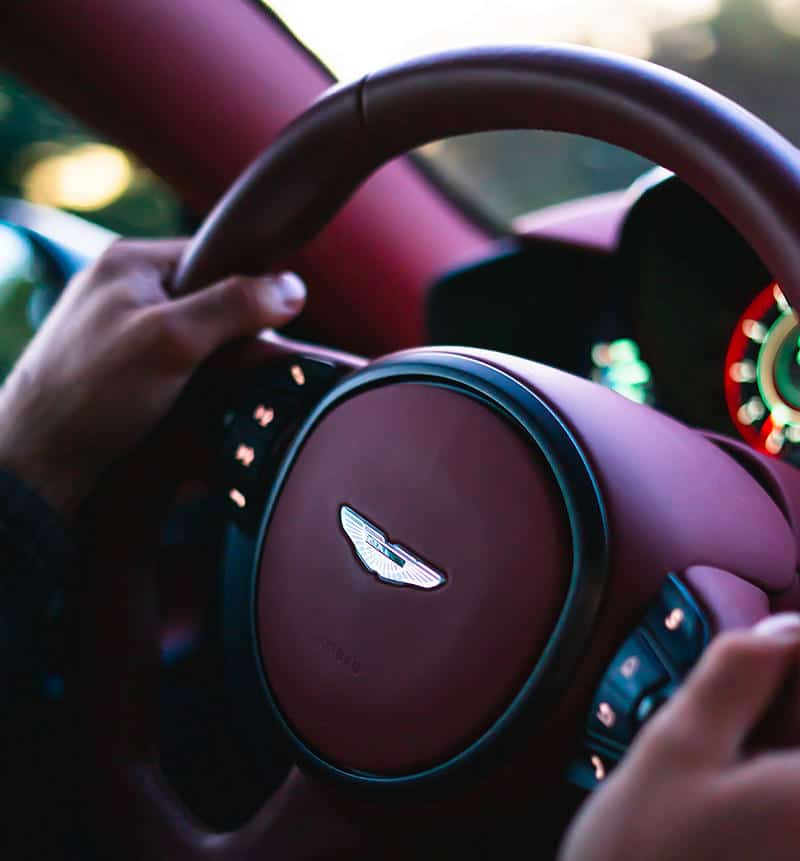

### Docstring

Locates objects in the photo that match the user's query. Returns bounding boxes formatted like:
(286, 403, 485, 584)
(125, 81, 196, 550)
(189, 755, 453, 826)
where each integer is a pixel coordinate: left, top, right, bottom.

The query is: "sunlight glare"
(22, 142, 133, 211)
(766, 0, 800, 36)
(264, 0, 721, 79)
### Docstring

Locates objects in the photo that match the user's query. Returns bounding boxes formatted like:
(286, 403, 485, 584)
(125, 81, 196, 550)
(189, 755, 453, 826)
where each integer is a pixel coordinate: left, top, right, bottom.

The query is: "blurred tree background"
(413, 0, 800, 223)
(0, 73, 181, 236)
(1, 0, 800, 231)
(0, 0, 796, 381)
(0, 73, 183, 376)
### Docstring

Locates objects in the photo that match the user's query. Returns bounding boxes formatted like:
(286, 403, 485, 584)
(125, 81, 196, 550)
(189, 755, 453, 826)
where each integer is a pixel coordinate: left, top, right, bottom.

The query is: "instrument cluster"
(615, 174, 798, 465)
(429, 172, 800, 467)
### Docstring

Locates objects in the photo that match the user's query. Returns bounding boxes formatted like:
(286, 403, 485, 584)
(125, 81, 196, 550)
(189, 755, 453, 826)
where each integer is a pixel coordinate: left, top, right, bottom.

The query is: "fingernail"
(753, 613, 800, 641)
(272, 271, 306, 311)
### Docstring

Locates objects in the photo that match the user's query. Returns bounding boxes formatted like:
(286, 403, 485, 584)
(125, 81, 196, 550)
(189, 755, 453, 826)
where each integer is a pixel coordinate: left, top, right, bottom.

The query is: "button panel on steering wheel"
(568, 574, 711, 790)
(221, 355, 341, 531)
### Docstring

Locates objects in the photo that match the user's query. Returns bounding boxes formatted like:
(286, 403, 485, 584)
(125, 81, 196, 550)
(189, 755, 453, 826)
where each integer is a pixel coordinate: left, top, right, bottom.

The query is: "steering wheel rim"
(82, 44, 800, 858)
(175, 44, 800, 313)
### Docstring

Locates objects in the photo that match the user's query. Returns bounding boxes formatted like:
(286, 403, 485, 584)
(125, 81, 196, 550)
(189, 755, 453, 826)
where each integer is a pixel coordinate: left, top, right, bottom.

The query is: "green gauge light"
(591, 338, 654, 405)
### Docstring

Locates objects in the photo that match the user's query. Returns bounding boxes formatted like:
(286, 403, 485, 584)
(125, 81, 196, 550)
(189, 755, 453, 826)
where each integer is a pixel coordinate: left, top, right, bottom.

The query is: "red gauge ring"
(725, 282, 800, 460)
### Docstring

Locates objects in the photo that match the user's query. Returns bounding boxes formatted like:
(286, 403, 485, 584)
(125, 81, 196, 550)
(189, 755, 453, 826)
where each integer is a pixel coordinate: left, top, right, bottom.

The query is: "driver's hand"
(559, 613, 800, 861)
(0, 238, 306, 516)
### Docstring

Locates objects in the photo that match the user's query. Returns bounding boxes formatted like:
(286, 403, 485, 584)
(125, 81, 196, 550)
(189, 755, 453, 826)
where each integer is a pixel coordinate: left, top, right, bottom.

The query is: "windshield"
(265, 0, 800, 225)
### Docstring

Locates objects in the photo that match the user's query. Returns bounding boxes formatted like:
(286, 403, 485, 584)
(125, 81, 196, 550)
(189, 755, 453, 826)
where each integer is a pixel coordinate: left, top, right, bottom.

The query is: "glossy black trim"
(222, 350, 608, 794)
(567, 572, 711, 792)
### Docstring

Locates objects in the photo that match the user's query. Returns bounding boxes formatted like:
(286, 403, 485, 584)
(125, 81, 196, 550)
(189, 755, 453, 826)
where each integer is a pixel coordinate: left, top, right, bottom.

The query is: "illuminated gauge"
(725, 283, 800, 461)
(590, 338, 654, 405)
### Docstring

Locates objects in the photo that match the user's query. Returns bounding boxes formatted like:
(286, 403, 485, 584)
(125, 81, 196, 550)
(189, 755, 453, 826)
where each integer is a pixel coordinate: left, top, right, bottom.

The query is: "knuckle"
(142, 306, 197, 367)
(704, 631, 760, 674)
(93, 239, 132, 278)
(678, 631, 775, 711)
(637, 704, 699, 757)
(222, 277, 262, 322)
(92, 239, 159, 284)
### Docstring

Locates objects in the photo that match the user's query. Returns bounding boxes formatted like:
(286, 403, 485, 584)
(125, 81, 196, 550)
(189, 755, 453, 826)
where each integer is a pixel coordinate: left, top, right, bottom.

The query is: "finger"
(116, 238, 190, 263)
(90, 238, 190, 282)
(718, 747, 800, 838)
(736, 746, 800, 801)
(119, 238, 191, 276)
(641, 614, 800, 768)
(164, 271, 306, 359)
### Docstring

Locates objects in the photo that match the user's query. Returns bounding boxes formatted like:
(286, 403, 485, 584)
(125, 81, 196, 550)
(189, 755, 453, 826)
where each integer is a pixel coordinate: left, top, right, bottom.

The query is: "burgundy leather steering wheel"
(81, 45, 800, 859)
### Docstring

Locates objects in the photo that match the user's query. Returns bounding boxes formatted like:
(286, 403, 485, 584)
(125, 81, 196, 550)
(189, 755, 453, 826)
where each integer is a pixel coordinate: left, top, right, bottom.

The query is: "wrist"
(0, 445, 93, 518)
(0, 387, 94, 518)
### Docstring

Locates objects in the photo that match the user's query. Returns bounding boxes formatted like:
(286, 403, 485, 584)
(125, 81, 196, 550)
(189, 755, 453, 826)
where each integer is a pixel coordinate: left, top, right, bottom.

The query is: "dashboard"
(4, 176, 800, 470)
(428, 172, 800, 467)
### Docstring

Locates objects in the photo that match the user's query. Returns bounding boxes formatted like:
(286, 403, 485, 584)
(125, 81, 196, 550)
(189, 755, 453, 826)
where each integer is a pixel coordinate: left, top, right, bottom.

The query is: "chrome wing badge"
(339, 505, 446, 590)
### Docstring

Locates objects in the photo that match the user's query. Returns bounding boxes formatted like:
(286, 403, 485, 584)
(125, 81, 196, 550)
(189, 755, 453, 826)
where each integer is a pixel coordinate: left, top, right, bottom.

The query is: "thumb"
(166, 271, 306, 358)
(645, 614, 800, 767)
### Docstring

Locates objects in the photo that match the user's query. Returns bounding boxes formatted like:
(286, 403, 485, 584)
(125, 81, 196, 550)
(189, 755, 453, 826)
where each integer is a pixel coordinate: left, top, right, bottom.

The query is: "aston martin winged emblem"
(339, 505, 446, 590)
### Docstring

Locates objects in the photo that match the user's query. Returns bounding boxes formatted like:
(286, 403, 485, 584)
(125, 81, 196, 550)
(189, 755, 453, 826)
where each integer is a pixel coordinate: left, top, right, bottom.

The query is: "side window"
(0, 73, 183, 236)
(0, 73, 186, 377)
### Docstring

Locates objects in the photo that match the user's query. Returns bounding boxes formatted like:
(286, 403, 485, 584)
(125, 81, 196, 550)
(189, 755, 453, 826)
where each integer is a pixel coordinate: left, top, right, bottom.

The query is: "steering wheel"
(80, 45, 800, 858)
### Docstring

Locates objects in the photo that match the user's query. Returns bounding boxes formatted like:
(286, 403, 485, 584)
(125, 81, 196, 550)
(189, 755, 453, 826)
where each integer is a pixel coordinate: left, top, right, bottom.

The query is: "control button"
(242, 396, 299, 449)
(253, 404, 275, 428)
(644, 576, 707, 673)
(588, 683, 634, 746)
(607, 632, 669, 704)
(596, 702, 616, 729)
(235, 444, 256, 468)
(268, 357, 338, 394)
(664, 607, 685, 631)
(591, 754, 607, 781)
(289, 363, 306, 387)
(248, 399, 284, 432)
(229, 488, 247, 509)
(620, 655, 640, 679)
(566, 745, 621, 791)
(222, 423, 269, 479)
(635, 683, 677, 727)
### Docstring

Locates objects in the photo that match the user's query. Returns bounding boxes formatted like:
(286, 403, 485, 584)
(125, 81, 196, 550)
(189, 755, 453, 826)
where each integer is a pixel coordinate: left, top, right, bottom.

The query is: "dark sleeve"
(0, 469, 74, 707)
